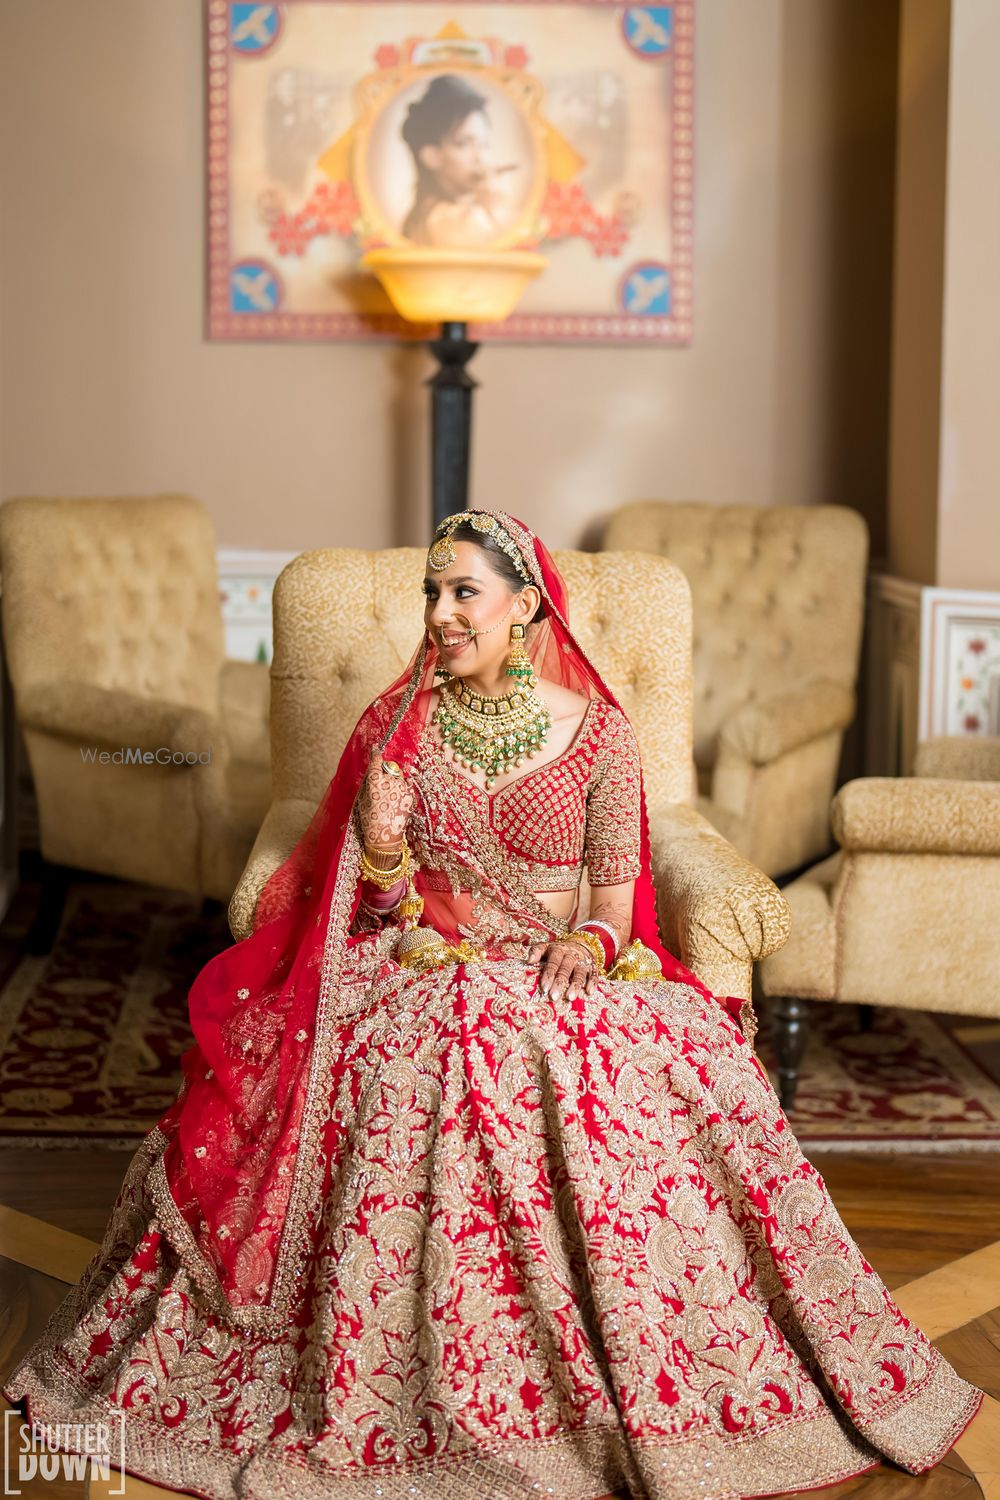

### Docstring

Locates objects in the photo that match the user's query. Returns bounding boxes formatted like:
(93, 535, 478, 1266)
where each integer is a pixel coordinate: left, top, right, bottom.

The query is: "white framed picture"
(919, 587, 1000, 739)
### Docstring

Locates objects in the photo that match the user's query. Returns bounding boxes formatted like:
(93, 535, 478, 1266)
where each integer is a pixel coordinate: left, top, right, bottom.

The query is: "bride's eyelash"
(422, 585, 478, 599)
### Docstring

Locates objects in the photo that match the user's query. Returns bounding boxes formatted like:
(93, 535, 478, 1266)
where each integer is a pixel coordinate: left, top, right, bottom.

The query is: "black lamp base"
(427, 321, 479, 528)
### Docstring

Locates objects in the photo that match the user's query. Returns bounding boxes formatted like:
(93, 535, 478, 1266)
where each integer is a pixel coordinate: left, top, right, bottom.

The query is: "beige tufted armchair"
(603, 503, 869, 878)
(229, 547, 790, 1008)
(0, 495, 272, 939)
(758, 735, 1000, 1108)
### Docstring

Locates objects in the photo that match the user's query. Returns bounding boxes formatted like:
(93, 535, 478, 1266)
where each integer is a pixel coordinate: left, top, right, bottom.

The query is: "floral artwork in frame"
(919, 587, 1000, 738)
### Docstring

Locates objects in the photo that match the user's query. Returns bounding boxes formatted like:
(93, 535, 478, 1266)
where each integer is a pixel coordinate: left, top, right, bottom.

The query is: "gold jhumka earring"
(505, 621, 536, 686)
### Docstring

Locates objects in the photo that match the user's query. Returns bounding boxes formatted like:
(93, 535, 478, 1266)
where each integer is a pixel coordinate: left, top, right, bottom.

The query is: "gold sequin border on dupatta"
(148, 642, 430, 1334)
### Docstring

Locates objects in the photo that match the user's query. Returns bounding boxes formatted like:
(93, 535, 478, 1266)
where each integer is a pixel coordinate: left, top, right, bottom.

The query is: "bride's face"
(422, 539, 537, 682)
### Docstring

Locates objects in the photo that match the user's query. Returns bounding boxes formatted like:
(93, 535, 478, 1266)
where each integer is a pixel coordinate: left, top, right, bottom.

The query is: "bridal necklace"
(432, 619, 552, 790)
(433, 676, 552, 790)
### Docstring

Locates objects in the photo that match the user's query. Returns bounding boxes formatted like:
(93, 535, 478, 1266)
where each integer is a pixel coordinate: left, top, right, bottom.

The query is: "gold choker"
(432, 677, 552, 789)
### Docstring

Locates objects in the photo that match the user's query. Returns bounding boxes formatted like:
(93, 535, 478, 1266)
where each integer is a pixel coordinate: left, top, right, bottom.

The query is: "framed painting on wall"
(206, 0, 694, 343)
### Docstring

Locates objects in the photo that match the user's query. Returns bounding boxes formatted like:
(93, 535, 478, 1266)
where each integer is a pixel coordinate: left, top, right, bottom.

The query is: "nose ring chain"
(466, 600, 518, 639)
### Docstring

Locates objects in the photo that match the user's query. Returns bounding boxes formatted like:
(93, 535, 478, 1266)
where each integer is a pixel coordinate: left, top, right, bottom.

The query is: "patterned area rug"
(0, 881, 231, 1146)
(2, 879, 1000, 1149)
(756, 998, 1000, 1150)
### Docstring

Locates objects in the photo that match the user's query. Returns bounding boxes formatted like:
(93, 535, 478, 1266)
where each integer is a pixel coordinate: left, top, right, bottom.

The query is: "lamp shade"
(361, 247, 546, 325)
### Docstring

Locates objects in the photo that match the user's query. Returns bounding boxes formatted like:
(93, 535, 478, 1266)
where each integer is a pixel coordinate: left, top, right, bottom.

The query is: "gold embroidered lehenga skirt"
(3, 929, 982, 1500)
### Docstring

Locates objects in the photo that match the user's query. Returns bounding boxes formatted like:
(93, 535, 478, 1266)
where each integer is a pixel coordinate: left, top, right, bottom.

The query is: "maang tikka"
(428, 510, 533, 584)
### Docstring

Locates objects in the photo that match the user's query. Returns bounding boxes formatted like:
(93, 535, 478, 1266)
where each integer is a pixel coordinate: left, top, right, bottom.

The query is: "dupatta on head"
(152, 510, 747, 1332)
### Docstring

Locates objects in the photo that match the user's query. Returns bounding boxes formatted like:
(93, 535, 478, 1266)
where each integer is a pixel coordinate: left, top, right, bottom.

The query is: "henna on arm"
(587, 885, 633, 947)
(357, 752, 414, 852)
(352, 753, 415, 930)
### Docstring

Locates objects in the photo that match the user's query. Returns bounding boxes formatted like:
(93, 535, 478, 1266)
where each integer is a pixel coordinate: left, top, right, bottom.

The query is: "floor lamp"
(363, 248, 546, 528)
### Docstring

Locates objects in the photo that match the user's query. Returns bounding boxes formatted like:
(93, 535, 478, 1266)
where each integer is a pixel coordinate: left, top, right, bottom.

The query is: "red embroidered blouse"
(416, 698, 643, 894)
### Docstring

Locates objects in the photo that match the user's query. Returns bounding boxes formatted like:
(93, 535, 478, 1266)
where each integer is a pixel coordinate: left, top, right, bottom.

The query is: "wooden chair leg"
(858, 1003, 875, 1032)
(25, 858, 72, 956)
(775, 995, 810, 1112)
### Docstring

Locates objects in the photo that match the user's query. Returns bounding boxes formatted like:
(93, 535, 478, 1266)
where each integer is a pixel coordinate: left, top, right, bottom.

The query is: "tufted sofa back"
(0, 494, 225, 713)
(604, 503, 868, 771)
(270, 547, 695, 811)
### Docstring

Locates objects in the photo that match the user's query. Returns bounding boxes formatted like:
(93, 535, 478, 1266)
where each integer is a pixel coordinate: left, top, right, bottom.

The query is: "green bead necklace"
(432, 675, 552, 789)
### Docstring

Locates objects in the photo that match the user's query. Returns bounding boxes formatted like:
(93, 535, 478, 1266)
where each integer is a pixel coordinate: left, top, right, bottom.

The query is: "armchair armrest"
(832, 777, 1000, 856)
(228, 796, 316, 941)
(648, 802, 790, 1000)
(16, 679, 221, 760)
(914, 734, 1000, 782)
(719, 679, 855, 766)
(219, 658, 270, 768)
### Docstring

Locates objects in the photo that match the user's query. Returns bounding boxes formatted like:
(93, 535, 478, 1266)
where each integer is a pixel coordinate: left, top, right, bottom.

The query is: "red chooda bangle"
(360, 875, 407, 911)
(574, 922, 616, 970)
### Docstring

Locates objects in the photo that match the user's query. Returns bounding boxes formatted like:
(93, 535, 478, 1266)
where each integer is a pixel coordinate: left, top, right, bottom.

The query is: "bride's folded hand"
(526, 938, 598, 1002)
(358, 752, 414, 851)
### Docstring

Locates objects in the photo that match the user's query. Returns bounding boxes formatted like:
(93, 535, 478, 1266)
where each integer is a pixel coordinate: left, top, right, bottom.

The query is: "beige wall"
(0, 0, 898, 555)
(888, 0, 1000, 590)
(936, 0, 1000, 589)
(887, 0, 951, 585)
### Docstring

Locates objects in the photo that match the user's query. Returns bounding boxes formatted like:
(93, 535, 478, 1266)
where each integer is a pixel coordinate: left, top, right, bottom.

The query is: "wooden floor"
(1, 1144, 999, 1498)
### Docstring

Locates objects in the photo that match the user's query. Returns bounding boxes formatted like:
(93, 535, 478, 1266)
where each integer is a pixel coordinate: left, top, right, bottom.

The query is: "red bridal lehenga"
(4, 513, 982, 1500)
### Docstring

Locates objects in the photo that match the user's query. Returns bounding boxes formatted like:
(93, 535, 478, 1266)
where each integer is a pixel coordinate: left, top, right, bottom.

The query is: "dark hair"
(448, 519, 546, 621)
(401, 74, 488, 160)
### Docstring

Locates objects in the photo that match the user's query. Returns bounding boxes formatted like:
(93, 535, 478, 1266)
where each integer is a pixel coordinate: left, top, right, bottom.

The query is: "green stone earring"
(505, 623, 537, 687)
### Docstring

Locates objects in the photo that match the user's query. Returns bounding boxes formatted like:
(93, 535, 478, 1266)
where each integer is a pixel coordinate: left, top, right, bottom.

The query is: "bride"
(4, 509, 982, 1499)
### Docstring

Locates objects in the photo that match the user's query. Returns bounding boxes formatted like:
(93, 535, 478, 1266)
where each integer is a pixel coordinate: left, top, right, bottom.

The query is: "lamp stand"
(427, 321, 479, 527)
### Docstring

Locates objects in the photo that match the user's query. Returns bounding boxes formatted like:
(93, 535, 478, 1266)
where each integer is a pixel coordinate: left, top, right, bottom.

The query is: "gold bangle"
(564, 929, 606, 974)
(363, 842, 405, 871)
(360, 858, 408, 891)
(360, 839, 412, 890)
